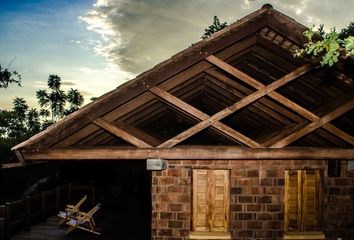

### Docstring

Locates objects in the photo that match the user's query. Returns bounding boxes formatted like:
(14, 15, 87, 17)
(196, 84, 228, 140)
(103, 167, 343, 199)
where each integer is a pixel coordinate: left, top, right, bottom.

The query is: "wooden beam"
(21, 147, 354, 160)
(158, 58, 313, 148)
(93, 118, 152, 148)
(149, 86, 261, 147)
(208, 54, 354, 146)
(272, 98, 354, 148)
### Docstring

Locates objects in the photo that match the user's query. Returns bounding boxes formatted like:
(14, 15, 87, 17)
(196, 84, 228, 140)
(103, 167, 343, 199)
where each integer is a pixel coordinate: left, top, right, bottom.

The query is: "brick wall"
(323, 160, 354, 239)
(151, 159, 354, 240)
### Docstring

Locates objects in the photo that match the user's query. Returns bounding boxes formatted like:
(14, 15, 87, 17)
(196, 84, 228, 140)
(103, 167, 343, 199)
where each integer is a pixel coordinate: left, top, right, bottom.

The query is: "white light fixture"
(146, 158, 167, 171)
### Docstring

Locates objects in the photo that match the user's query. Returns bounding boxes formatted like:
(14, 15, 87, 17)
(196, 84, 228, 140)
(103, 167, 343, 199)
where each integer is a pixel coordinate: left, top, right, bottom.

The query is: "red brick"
(257, 212, 273, 220)
(293, 160, 309, 165)
(160, 177, 174, 185)
(247, 204, 262, 212)
(265, 169, 277, 177)
(167, 186, 185, 193)
(157, 219, 168, 228)
(198, 160, 213, 165)
(247, 170, 259, 177)
(237, 230, 253, 238)
(245, 160, 258, 165)
(160, 212, 173, 219)
(231, 187, 242, 194)
(168, 204, 183, 212)
(231, 204, 242, 211)
(168, 160, 182, 165)
(257, 196, 272, 203)
(238, 213, 253, 220)
(158, 194, 168, 202)
(231, 169, 246, 177)
(247, 221, 262, 229)
(182, 160, 197, 165)
(267, 204, 281, 212)
(175, 178, 190, 185)
(260, 178, 273, 186)
(177, 213, 189, 220)
(167, 169, 183, 177)
(263, 221, 281, 229)
(238, 178, 258, 186)
(238, 196, 253, 203)
(257, 230, 274, 238)
(265, 187, 282, 195)
(215, 160, 230, 165)
(177, 195, 190, 203)
(168, 220, 183, 228)
(158, 229, 172, 236)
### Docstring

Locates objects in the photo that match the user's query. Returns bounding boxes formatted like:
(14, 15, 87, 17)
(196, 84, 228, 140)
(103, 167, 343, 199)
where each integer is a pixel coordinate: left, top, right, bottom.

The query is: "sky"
(0, 0, 353, 110)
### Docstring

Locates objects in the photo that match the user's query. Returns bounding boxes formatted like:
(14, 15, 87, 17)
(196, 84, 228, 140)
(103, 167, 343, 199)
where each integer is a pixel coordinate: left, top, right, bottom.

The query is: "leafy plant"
(202, 16, 228, 39)
(294, 26, 354, 67)
(0, 64, 21, 88)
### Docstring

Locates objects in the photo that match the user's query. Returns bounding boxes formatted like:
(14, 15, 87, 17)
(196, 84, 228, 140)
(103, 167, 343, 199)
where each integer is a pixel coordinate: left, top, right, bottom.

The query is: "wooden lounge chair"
(58, 195, 87, 226)
(65, 203, 101, 235)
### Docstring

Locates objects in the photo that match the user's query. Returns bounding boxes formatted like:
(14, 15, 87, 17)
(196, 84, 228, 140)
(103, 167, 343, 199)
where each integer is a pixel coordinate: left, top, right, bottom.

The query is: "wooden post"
(55, 186, 60, 213)
(25, 196, 31, 231)
(41, 191, 47, 222)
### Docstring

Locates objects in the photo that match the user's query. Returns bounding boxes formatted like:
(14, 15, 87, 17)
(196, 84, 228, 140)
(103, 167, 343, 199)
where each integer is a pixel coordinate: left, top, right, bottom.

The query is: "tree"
(202, 16, 228, 39)
(66, 88, 84, 114)
(36, 74, 84, 122)
(0, 64, 21, 89)
(339, 21, 354, 39)
(295, 22, 354, 67)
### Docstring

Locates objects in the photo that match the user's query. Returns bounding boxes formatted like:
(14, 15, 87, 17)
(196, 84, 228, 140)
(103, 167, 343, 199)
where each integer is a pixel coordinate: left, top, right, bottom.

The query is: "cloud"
(78, 67, 99, 74)
(80, 0, 354, 75)
(61, 81, 77, 86)
(80, 90, 95, 96)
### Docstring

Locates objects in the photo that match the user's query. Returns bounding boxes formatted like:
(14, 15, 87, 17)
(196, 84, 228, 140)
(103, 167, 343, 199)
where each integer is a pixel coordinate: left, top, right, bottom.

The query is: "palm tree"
(27, 108, 41, 135)
(12, 97, 28, 121)
(36, 74, 85, 123)
(10, 97, 29, 139)
(66, 88, 84, 114)
(36, 75, 67, 122)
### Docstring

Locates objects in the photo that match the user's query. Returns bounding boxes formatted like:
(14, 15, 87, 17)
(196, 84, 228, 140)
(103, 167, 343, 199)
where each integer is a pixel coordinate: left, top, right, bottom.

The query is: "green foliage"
(202, 16, 228, 39)
(295, 23, 354, 67)
(0, 73, 85, 163)
(36, 74, 84, 122)
(339, 21, 354, 39)
(0, 64, 21, 88)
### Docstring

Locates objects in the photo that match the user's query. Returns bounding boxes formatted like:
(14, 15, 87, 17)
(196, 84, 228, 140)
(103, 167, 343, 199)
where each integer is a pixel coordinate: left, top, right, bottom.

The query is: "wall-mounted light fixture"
(146, 158, 167, 171)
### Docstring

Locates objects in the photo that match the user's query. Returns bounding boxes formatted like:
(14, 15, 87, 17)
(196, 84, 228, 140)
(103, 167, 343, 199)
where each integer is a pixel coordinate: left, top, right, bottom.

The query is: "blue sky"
(0, 0, 132, 109)
(1, 0, 353, 110)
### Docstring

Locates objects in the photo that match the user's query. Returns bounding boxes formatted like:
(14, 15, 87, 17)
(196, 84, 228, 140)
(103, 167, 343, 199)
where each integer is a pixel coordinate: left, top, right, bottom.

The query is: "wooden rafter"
(271, 98, 354, 148)
(206, 55, 354, 146)
(149, 86, 261, 147)
(157, 57, 313, 148)
(21, 147, 354, 160)
(93, 118, 152, 148)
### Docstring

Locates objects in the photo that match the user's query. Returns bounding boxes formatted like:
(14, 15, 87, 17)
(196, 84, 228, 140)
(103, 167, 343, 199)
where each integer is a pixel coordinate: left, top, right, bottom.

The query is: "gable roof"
(13, 4, 354, 161)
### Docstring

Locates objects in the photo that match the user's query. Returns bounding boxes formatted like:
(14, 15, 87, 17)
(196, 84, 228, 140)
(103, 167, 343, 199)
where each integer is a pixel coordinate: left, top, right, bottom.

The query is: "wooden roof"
(13, 4, 354, 161)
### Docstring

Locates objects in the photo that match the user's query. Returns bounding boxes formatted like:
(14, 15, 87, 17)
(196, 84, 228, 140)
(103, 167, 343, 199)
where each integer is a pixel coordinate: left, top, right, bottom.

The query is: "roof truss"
(13, 6, 354, 162)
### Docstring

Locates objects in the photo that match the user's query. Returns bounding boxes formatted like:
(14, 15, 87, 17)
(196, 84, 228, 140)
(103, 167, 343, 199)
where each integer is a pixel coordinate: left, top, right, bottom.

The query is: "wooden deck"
(11, 194, 151, 240)
(11, 216, 99, 240)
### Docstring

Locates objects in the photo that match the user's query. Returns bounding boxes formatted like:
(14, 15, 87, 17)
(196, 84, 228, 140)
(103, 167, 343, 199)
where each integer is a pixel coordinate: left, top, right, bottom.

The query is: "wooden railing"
(0, 182, 96, 240)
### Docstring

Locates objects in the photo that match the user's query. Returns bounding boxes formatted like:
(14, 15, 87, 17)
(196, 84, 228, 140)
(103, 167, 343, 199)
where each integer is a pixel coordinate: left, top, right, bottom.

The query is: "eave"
(20, 146, 354, 160)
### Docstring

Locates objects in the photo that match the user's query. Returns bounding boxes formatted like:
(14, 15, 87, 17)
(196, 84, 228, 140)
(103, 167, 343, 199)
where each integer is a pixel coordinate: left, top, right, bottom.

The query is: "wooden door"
(192, 169, 230, 232)
(284, 169, 321, 231)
